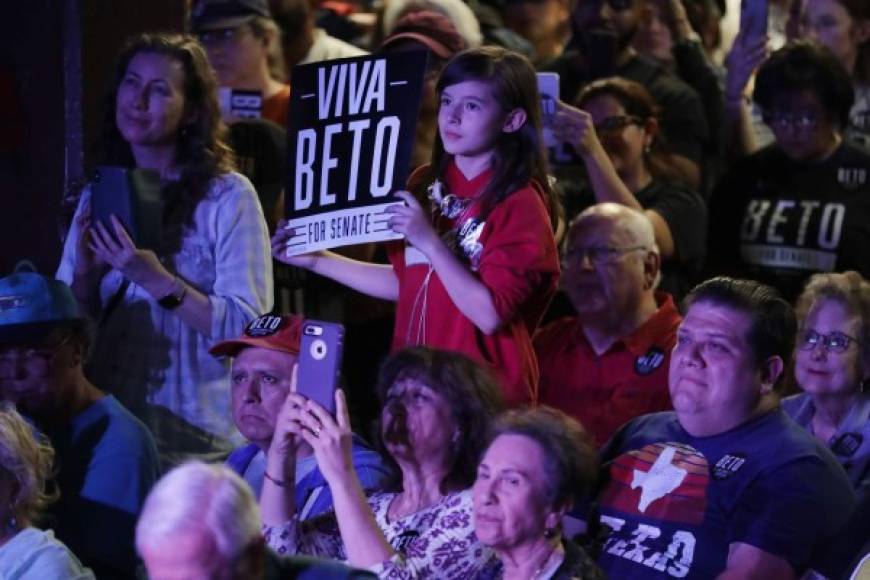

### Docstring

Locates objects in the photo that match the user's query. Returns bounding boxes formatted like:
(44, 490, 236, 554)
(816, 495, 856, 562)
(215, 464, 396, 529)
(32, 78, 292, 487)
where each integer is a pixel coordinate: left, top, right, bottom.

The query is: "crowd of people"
(1, 0, 869, 577)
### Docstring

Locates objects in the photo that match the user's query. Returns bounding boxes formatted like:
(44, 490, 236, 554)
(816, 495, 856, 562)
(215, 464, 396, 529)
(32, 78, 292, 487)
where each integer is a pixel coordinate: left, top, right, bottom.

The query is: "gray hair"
(570, 202, 662, 288)
(486, 407, 597, 509)
(795, 270, 870, 371)
(0, 403, 56, 527)
(135, 462, 261, 561)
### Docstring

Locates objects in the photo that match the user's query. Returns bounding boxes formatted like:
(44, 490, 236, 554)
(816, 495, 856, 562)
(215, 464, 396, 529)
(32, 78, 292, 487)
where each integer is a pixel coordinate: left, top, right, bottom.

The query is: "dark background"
(0, 1, 186, 276)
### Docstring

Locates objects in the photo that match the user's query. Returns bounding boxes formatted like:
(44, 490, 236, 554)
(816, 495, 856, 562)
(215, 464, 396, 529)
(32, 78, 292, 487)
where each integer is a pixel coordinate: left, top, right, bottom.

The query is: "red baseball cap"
(380, 11, 467, 60)
(210, 313, 302, 357)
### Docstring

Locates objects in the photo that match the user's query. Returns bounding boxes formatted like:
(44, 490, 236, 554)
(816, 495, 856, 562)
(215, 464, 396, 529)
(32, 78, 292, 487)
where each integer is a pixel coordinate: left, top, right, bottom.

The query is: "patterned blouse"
(263, 490, 496, 579)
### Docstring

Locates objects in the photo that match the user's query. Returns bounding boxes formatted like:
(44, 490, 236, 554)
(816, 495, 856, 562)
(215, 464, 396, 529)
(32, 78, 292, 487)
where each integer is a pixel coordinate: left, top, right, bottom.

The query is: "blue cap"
(0, 272, 82, 342)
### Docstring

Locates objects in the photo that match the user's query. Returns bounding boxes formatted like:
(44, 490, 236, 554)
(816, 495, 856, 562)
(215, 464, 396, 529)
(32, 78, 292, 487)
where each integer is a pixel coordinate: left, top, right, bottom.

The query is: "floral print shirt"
(263, 490, 495, 579)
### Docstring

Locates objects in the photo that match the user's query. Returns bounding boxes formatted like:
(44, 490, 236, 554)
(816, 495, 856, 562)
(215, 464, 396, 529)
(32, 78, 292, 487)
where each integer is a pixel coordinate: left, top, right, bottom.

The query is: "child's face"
(438, 80, 510, 164)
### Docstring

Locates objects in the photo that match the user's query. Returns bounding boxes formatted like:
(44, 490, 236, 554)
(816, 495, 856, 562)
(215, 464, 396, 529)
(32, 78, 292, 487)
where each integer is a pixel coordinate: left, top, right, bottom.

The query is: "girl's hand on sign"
(385, 191, 440, 256)
(271, 220, 320, 268)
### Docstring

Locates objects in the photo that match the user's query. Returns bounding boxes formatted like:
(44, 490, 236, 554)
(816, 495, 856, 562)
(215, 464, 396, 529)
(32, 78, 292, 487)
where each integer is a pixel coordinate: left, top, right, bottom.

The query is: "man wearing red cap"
(211, 314, 389, 519)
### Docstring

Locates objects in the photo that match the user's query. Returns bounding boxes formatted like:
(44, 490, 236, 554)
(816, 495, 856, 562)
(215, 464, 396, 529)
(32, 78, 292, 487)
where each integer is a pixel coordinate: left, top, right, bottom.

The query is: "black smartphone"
(740, 0, 769, 46)
(90, 166, 163, 250)
(297, 320, 345, 415)
(583, 29, 618, 80)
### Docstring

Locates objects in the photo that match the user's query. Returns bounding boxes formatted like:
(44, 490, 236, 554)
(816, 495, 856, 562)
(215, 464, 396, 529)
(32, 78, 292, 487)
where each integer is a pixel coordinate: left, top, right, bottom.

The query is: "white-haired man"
(137, 462, 375, 579)
(535, 203, 678, 446)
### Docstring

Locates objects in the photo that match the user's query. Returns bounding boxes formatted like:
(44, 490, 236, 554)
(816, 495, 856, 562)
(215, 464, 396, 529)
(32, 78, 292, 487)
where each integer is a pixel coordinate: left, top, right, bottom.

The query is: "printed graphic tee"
(708, 142, 870, 302)
(595, 410, 855, 579)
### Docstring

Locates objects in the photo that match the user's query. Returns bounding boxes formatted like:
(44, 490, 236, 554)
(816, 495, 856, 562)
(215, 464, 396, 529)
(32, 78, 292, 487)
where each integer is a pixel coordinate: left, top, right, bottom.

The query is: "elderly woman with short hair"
(785, 270, 869, 495)
(0, 404, 93, 579)
(783, 270, 870, 578)
(473, 407, 604, 580)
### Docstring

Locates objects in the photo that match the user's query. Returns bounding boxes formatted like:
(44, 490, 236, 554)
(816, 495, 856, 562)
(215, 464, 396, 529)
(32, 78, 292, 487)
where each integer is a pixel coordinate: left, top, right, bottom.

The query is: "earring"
(7, 514, 17, 531)
(544, 527, 557, 539)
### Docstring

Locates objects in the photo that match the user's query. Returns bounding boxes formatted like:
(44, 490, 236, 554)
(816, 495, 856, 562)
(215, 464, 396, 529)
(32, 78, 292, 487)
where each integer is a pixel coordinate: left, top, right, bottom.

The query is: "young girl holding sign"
(273, 46, 560, 406)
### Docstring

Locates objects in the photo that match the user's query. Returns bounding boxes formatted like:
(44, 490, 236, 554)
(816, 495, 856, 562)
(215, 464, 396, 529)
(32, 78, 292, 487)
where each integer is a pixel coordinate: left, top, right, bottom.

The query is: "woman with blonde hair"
(0, 404, 93, 578)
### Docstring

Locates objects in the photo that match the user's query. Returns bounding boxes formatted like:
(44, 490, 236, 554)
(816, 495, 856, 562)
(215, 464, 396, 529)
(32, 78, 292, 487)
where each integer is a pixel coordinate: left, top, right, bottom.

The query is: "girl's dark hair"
(754, 40, 855, 129)
(96, 33, 235, 260)
(577, 76, 693, 186)
(428, 46, 561, 231)
(373, 347, 505, 493)
(486, 406, 597, 510)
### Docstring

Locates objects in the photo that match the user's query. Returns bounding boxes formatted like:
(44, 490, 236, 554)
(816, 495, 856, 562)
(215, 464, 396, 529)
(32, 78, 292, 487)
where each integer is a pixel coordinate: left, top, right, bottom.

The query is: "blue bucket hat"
(0, 272, 82, 343)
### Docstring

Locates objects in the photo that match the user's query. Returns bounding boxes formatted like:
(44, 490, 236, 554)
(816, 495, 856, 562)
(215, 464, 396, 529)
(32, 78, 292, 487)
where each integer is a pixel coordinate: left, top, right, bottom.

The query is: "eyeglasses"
(594, 115, 643, 135)
(762, 110, 821, 132)
(563, 245, 648, 266)
(798, 329, 863, 354)
(0, 334, 72, 371)
(197, 27, 245, 46)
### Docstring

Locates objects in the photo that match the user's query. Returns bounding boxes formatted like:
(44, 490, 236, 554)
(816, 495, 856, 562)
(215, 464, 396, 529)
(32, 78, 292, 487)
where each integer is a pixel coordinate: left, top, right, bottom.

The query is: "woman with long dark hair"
(56, 33, 272, 464)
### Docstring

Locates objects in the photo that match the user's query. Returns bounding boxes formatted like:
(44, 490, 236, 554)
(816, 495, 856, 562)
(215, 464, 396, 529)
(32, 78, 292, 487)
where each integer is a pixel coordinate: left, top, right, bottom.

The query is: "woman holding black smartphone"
(56, 33, 272, 466)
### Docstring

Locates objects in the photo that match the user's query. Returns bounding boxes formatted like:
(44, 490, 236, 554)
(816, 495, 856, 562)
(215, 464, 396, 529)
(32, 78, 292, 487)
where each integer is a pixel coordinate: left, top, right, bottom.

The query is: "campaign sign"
(283, 51, 427, 255)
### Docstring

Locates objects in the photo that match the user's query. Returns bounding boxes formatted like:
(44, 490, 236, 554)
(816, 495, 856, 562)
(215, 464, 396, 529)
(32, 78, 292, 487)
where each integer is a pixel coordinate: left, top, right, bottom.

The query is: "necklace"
(531, 541, 564, 580)
(428, 179, 475, 221)
(426, 178, 486, 269)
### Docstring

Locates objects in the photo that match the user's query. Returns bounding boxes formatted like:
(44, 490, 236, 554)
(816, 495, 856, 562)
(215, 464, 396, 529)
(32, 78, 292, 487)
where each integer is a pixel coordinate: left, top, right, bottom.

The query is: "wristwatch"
(158, 276, 187, 310)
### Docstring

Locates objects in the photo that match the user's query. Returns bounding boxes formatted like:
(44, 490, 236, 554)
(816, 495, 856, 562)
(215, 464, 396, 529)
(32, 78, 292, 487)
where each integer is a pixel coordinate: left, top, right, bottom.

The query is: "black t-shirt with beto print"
(708, 142, 870, 302)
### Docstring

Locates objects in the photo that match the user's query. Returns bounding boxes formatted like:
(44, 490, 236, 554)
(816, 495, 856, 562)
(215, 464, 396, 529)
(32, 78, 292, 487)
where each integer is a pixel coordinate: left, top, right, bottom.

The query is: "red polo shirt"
(388, 162, 559, 407)
(533, 293, 680, 446)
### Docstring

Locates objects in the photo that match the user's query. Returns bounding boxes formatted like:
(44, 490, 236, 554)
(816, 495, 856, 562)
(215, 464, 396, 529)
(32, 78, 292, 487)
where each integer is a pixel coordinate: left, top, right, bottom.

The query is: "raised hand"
(73, 199, 108, 276)
(552, 101, 603, 159)
(269, 391, 308, 460)
(724, 31, 769, 102)
(88, 215, 171, 293)
(296, 390, 355, 486)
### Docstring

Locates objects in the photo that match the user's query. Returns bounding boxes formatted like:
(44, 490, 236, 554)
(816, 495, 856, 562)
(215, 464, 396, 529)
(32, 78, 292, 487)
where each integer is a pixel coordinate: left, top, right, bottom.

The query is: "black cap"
(190, 0, 271, 33)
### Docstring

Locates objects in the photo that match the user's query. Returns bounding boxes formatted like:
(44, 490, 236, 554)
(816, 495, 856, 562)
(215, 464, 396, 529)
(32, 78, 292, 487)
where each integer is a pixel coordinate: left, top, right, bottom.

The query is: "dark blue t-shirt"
(596, 410, 855, 578)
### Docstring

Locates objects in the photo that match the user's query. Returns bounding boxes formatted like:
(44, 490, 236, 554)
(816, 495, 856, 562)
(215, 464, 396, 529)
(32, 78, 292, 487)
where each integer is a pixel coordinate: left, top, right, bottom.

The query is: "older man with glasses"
(534, 203, 679, 447)
(0, 271, 160, 580)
